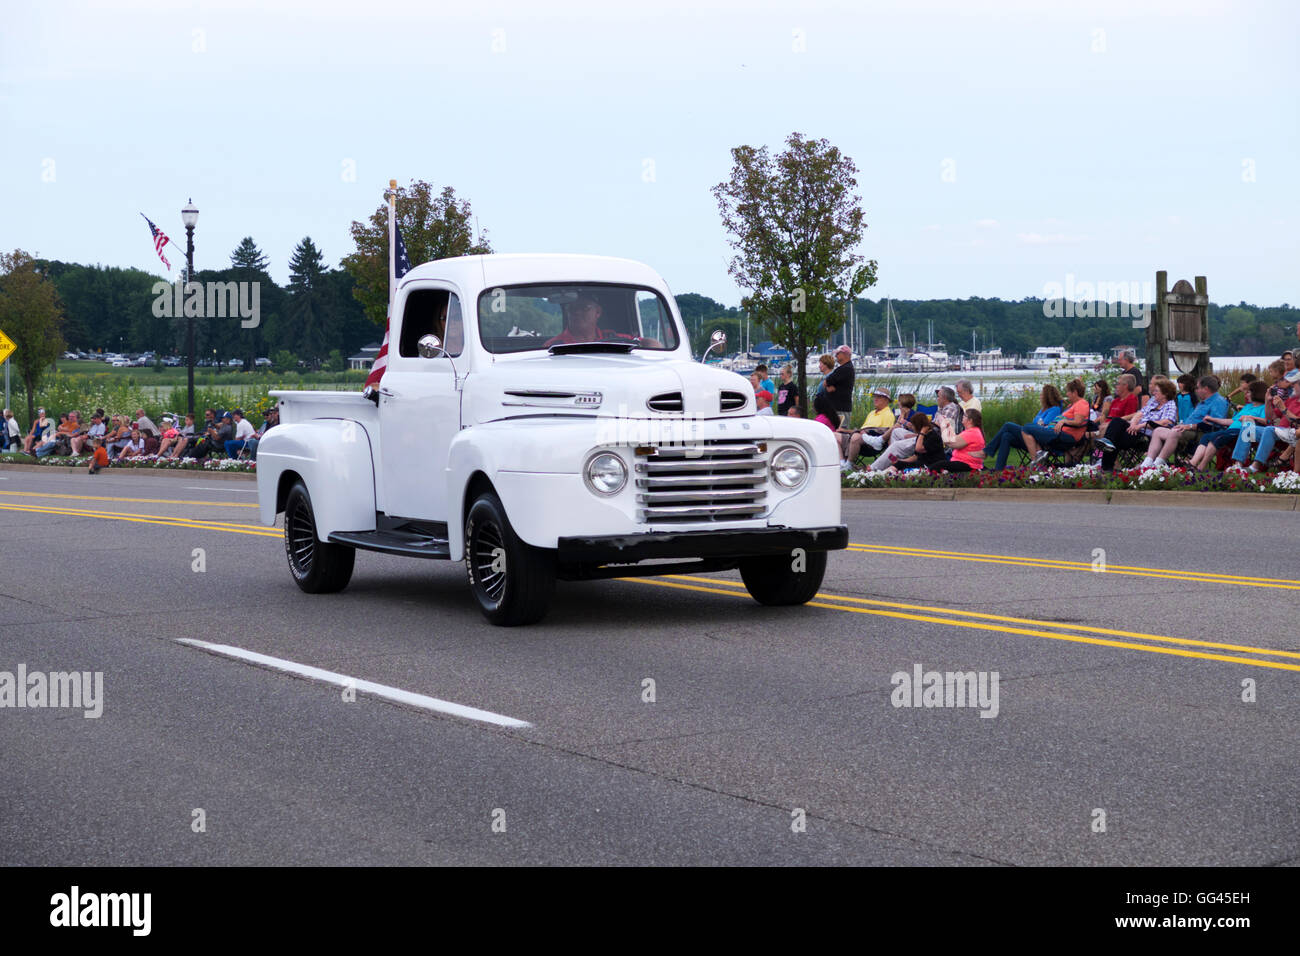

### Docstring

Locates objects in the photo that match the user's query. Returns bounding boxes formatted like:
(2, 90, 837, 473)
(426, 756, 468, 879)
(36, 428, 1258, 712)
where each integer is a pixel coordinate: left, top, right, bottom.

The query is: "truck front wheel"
(738, 549, 827, 606)
(465, 490, 555, 626)
(284, 480, 355, 594)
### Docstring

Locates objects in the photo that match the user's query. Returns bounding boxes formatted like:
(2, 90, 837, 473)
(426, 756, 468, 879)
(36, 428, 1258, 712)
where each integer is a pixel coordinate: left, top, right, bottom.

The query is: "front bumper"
(556, 525, 849, 564)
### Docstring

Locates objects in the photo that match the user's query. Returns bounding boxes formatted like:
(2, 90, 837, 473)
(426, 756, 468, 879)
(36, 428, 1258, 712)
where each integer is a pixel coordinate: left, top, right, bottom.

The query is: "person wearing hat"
(842, 386, 896, 468)
(189, 411, 234, 461)
(71, 412, 106, 456)
(823, 345, 855, 419)
(224, 408, 257, 458)
(755, 390, 775, 415)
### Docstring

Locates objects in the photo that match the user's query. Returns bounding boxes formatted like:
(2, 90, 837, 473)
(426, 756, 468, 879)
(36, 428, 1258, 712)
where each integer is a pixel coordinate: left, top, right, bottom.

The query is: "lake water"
(837, 354, 1292, 398)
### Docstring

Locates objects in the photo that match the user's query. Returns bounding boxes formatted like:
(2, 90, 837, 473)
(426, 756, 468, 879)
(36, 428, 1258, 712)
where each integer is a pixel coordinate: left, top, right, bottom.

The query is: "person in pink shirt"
(812, 391, 840, 431)
(156, 417, 184, 458)
(936, 408, 986, 472)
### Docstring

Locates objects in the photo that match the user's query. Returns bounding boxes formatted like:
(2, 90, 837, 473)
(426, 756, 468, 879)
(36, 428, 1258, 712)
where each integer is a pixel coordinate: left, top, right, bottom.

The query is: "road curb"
(0, 461, 256, 482)
(3, 461, 1296, 505)
(842, 486, 1299, 509)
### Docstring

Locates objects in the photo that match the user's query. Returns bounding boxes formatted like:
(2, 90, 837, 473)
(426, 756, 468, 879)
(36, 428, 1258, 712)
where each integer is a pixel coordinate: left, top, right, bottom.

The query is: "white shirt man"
(3, 410, 20, 449)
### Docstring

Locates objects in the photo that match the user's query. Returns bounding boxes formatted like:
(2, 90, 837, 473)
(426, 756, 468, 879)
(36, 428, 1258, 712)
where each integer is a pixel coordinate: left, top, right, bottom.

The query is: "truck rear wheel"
(284, 480, 355, 594)
(465, 490, 555, 626)
(738, 550, 827, 606)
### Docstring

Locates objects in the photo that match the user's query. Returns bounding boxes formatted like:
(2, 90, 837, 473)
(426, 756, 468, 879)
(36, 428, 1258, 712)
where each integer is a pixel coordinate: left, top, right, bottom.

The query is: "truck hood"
(465, 352, 758, 424)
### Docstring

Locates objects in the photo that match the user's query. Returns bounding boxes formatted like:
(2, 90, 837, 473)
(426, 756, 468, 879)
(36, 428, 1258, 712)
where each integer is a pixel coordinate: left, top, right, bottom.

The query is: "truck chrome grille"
(634, 441, 767, 523)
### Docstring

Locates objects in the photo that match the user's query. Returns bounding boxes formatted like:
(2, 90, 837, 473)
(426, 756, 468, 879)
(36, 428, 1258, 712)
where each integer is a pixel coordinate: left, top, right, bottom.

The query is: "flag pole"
(364, 180, 399, 404)
(387, 179, 397, 317)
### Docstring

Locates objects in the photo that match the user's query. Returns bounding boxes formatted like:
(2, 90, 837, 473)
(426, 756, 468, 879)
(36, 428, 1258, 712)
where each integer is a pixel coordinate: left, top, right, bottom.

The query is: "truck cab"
(257, 253, 847, 625)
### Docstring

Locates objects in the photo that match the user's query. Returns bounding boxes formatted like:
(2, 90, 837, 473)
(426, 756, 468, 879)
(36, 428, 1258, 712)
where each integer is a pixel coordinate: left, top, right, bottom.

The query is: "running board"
(328, 529, 452, 560)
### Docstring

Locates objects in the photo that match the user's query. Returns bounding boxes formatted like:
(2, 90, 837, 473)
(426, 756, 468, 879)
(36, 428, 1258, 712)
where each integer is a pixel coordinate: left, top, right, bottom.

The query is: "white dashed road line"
(175, 639, 532, 728)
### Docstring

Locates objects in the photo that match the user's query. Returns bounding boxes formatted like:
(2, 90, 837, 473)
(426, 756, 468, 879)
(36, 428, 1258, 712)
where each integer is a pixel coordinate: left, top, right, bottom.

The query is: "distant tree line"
(22, 170, 1299, 369)
(678, 293, 1300, 359)
(39, 235, 377, 370)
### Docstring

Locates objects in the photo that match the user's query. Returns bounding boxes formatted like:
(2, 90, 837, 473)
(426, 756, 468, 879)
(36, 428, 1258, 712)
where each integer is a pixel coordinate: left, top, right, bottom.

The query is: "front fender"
(255, 420, 377, 537)
(446, 419, 610, 559)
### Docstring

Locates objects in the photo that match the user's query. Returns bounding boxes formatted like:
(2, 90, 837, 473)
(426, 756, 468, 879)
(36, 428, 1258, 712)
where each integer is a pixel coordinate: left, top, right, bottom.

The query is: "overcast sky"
(2, 0, 1296, 307)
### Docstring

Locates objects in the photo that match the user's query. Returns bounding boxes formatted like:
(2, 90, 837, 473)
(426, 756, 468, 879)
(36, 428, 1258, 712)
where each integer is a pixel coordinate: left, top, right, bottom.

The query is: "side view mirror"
(418, 334, 444, 359)
(701, 329, 727, 363)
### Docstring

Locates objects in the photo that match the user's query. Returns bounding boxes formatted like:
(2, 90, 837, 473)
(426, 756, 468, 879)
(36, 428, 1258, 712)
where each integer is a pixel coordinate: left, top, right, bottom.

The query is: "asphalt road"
(1, 468, 1297, 866)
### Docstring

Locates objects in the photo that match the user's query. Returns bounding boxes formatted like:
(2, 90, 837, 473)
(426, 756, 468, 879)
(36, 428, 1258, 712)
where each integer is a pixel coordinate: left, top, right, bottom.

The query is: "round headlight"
(584, 452, 627, 495)
(770, 446, 809, 489)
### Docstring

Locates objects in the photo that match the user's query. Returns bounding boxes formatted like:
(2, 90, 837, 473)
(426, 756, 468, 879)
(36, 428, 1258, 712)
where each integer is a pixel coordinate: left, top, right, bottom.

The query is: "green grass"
(54, 360, 365, 386)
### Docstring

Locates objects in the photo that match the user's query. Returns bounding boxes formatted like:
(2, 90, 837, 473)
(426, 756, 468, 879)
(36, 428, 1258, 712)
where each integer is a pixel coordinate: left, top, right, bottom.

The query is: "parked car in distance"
(228, 358, 245, 368)
(255, 357, 272, 367)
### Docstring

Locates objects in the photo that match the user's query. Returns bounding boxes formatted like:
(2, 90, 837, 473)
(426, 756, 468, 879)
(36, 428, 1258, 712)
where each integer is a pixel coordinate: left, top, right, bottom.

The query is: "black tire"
(284, 480, 355, 594)
(738, 549, 828, 606)
(465, 490, 555, 626)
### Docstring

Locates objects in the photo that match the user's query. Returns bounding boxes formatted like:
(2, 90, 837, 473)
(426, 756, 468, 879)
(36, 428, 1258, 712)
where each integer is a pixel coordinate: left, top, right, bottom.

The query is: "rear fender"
(255, 420, 377, 537)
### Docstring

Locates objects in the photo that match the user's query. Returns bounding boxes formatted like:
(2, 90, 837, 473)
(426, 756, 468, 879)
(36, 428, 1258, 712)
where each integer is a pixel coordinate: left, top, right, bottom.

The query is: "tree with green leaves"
(287, 237, 333, 363)
(0, 250, 65, 422)
(230, 237, 270, 272)
(713, 133, 877, 403)
(341, 180, 492, 328)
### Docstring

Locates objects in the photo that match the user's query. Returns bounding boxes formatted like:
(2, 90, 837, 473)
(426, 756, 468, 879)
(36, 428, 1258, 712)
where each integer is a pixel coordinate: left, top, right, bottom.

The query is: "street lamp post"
(181, 199, 199, 417)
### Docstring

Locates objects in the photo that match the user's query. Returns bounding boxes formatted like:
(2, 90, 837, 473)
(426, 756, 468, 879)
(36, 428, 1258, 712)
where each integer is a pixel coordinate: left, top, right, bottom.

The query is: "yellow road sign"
(0, 329, 14, 364)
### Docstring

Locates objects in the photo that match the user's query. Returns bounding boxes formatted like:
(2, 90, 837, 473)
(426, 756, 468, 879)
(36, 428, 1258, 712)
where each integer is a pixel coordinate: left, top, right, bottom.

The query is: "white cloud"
(1017, 232, 1090, 245)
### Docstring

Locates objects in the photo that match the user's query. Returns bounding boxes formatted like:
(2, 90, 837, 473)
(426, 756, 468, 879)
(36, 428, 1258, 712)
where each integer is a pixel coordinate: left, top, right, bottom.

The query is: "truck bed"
(270, 390, 378, 430)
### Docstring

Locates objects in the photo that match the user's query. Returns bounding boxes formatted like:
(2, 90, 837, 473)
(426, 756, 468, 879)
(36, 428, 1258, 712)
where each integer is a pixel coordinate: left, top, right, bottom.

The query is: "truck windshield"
(477, 283, 681, 355)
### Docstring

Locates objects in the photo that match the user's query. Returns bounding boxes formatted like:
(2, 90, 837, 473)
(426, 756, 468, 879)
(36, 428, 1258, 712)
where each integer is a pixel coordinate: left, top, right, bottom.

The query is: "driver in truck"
(543, 292, 661, 348)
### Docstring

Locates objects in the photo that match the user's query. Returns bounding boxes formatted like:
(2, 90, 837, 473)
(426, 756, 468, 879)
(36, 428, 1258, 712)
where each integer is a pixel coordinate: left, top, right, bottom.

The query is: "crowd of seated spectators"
(0, 404, 278, 471)
(747, 347, 1300, 477)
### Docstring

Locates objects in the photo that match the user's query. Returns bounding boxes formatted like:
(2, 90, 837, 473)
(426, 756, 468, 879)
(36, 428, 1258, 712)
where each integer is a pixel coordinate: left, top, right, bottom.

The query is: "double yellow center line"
(849, 543, 1300, 592)
(633, 575, 1300, 673)
(3, 488, 1297, 672)
(0, 500, 279, 538)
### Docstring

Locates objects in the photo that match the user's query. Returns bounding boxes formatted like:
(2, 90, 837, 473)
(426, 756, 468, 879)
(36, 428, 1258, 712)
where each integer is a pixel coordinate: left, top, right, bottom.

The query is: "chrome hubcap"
(287, 498, 315, 574)
(471, 519, 506, 603)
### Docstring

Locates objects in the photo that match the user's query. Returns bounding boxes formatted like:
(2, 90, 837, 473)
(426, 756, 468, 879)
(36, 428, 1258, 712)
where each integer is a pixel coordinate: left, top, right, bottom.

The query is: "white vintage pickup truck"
(256, 254, 847, 625)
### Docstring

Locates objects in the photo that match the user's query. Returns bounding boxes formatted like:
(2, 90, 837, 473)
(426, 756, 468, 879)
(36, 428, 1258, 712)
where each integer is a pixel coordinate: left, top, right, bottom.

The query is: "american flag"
(140, 213, 172, 271)
(363, 224, 412, 393)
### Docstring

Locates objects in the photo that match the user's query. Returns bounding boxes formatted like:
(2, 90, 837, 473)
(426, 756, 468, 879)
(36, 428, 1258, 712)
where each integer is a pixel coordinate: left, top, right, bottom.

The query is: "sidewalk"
(4, 461, 1297, 507)
(0, 461, 255, 482)
(842, 486, 1300, 509)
